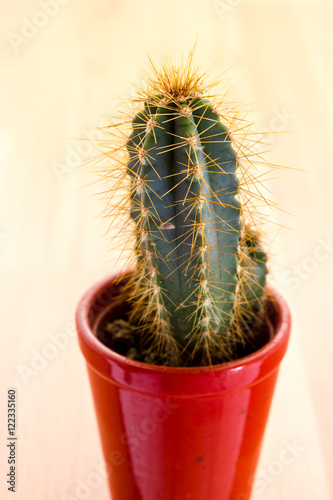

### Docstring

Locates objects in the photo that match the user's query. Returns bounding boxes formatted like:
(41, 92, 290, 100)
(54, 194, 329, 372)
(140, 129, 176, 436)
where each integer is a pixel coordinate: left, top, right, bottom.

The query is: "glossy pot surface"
(76, 273, 291, 500)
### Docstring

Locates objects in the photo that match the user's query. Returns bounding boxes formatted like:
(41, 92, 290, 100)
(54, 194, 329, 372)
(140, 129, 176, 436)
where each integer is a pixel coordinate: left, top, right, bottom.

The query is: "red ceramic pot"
(76, 272, 291, 500)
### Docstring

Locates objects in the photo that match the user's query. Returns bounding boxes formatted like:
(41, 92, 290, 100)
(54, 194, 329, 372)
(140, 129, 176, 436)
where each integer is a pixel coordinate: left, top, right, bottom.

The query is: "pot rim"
(76, 271, 291, 376)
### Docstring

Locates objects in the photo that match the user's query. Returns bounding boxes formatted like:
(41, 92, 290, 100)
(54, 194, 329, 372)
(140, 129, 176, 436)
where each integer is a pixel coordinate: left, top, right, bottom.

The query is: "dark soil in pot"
(95, 280, 273, 367)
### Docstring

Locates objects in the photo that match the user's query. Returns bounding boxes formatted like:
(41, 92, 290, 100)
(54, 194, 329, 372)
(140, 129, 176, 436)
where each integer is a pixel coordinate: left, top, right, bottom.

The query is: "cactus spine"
(105, 57, 268, 366)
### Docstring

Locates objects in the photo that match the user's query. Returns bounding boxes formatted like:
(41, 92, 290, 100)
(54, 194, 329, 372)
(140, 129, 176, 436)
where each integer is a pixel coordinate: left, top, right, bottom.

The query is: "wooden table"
(1, 1, 332, 498)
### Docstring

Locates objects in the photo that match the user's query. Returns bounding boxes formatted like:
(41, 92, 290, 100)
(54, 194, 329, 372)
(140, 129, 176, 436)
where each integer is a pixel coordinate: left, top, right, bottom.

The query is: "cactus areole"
(99, 57, 270, 367)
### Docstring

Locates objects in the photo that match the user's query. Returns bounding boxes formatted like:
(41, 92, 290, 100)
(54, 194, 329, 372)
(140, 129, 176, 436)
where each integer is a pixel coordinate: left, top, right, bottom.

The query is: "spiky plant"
(99, 53, 272, 367)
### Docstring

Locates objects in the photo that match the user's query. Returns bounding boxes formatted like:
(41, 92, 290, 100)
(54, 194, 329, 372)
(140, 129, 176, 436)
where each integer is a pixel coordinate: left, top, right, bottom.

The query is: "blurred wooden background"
(1, 0, 332, 498)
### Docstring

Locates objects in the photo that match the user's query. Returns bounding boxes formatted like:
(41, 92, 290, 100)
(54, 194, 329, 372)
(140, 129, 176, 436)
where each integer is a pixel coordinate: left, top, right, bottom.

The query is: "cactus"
(102, 56, 269, 366)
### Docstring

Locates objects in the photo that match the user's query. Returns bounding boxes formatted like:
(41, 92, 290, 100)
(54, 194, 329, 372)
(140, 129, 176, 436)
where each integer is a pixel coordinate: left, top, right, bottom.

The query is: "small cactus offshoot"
(99, 52, 273, 367)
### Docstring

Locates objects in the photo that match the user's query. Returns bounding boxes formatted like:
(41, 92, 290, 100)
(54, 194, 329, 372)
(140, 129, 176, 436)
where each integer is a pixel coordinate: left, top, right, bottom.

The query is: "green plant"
(101, 54, 271, 367)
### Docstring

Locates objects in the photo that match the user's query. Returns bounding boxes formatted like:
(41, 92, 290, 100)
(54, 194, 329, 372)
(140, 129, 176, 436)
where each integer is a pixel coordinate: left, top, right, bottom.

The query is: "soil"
(96, 297, 272, 367)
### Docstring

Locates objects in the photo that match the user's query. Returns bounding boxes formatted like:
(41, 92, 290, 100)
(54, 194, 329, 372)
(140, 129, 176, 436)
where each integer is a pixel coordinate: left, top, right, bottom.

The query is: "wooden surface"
(1, 1, 332, 498)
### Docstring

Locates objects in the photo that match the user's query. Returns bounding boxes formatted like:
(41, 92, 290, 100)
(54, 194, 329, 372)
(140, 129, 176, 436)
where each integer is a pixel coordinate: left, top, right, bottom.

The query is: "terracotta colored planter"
(76, 272, 291, 500)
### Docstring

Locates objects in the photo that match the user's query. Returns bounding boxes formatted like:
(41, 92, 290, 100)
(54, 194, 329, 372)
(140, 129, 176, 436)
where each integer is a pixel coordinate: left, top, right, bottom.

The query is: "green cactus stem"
(123, 92, 267, 364)
(104, 57, 269, 366)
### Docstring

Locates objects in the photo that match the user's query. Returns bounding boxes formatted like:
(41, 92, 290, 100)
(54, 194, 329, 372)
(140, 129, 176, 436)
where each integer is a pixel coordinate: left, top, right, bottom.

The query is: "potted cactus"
(76, 55, 291, 500)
